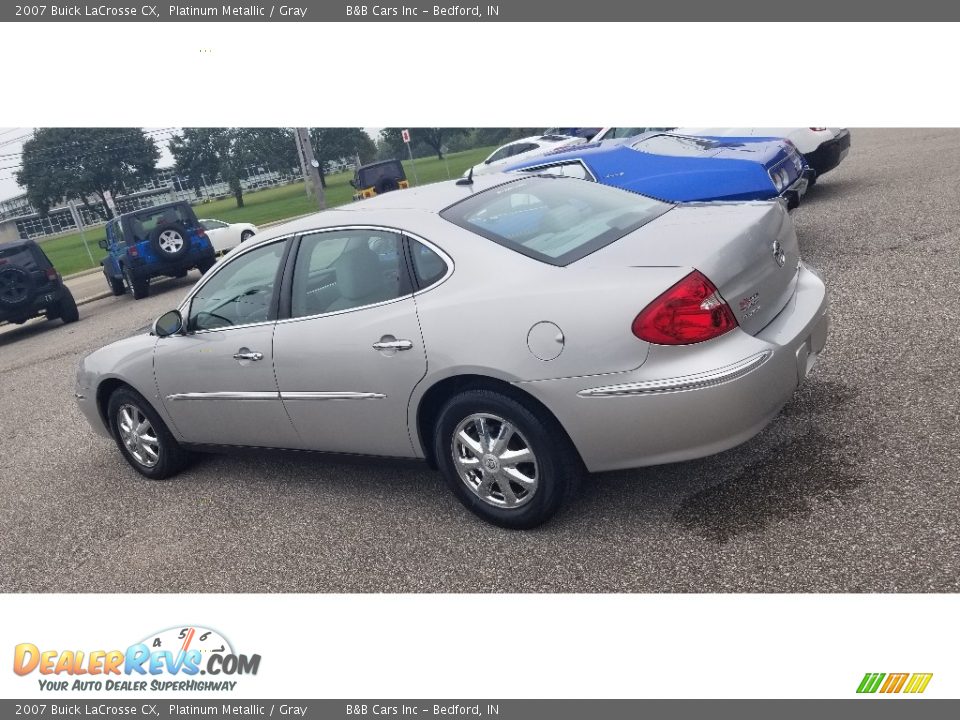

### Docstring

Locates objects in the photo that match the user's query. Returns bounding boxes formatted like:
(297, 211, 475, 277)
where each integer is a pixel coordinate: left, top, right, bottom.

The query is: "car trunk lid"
(583, 201, 800, 336)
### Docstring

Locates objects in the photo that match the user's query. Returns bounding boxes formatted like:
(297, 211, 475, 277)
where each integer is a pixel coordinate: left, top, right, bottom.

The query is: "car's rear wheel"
(58, 288, 79, 323)
(124, 267, 150, 300)
(433, 389, 580, 529)
(196, 258, 216, 275)
(107, 387, 191, 480)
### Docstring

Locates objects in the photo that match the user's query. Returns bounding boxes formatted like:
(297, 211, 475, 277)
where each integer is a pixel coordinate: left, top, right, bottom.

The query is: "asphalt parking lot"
(1, 128, 958, 593)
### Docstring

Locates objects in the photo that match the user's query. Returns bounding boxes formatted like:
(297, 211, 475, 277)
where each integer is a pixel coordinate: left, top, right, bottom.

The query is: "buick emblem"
(771, 240, 786, 267)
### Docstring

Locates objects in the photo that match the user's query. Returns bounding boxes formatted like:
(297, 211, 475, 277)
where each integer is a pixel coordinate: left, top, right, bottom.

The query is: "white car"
(199, 219, 258, 254)
(468, 134, 586, 176)
(593, 127, 851, 182)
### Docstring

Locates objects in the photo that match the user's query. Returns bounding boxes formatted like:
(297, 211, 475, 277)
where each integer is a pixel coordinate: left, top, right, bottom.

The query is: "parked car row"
(472, 127, 850, 208)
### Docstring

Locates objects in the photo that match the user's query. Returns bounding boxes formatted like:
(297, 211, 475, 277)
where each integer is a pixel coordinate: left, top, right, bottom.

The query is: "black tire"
(240, 230, 254, 243)
(433, 389, 581, 529)
(149, 223, 192, 261)
(124, 266, 150, 300)
(58, 288, 79, 324)
(107, 386, 192, 480)
(196, 257, 216, 275)
(375, 177, 400, 194)
(0, 266, 33, 309)
(105, 269, 125, 296)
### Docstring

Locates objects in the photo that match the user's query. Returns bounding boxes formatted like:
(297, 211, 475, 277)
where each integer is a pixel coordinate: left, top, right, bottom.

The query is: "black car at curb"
(0, 239, 79, 326)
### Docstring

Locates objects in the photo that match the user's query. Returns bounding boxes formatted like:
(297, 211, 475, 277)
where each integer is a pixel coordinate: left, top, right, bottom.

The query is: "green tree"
(16, 128, 159, 218)
(308, 128, 376, 187)
(379, 128, 470, 160)
(170, 128, 298, 208)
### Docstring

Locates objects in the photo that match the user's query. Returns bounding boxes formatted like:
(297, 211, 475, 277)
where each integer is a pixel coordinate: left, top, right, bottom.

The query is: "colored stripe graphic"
(857, 673, 885, 693)
(904, 673, 933, 694)
(880, 673, 909, 693)
(857, 672, 932, 694)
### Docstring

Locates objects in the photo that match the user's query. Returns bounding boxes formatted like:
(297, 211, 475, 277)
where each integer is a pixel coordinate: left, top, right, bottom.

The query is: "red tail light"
(195, 228, 207, 238)
(127, 246, 139, 258)
(45, 267, 58, 281)
(632, 270, 738, 345)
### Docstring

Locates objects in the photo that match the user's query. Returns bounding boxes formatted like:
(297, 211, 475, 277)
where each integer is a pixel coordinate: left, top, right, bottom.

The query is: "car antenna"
(456, 167, 474, 186)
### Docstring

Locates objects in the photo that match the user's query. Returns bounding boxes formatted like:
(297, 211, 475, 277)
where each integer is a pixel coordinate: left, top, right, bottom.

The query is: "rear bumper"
(518, 263, 829, 472)
(806, 129, 851, 176)
(126, 252, 213, 280)
(0, 285, 65, 321)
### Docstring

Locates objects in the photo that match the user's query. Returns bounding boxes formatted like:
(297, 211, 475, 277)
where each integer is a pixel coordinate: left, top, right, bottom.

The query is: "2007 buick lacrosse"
(76, 174, 828, 528)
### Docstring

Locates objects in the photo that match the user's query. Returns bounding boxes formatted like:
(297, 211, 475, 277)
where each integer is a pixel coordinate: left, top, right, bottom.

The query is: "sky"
(0, 127, 383, 203)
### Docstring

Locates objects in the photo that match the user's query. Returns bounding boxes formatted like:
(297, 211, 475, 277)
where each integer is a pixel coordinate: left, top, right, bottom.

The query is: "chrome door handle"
(233, 351, 263, 361)
(372, 339, 413, 351)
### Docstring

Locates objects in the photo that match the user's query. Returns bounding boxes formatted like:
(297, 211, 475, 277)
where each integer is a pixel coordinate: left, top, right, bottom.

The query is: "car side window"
(105, 221, 116, 247)
(409, 240, 448, 290)
(188, 240, 287, 331)
(291, 229, 406, 319)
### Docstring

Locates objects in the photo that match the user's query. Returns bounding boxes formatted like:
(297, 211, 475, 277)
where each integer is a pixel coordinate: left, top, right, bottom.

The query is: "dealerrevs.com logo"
(13, 626, 261, 692)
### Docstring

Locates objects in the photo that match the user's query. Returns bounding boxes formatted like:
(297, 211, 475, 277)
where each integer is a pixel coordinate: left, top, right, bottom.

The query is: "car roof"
(119, 201, 190, 218)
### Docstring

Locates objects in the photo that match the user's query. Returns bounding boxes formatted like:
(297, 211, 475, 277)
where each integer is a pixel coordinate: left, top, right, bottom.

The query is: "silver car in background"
(75, 174, 829, 528)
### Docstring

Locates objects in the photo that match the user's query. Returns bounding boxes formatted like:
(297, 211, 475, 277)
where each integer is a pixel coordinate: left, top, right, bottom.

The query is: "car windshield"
(440, 177, 672, 266)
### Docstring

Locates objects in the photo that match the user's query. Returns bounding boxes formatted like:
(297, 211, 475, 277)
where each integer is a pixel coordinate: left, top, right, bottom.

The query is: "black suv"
(0, 239, 79, 325)
(99, 201, 217, 300)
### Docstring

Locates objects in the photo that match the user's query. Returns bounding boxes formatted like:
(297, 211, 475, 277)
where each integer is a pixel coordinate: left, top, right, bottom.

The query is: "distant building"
(0, 165, 299, 241)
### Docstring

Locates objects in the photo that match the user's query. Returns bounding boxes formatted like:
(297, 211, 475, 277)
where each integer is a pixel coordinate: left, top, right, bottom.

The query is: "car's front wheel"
(105, 269, 125, 296)
(124, 267, 150, 299)
(433, 389, 581, 529)
(107, 387, 191, 480)
(240, 230, 254, 243)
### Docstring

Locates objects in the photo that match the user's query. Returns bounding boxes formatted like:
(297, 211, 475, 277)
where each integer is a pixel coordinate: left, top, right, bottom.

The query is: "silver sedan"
(76, 174, 829, 528)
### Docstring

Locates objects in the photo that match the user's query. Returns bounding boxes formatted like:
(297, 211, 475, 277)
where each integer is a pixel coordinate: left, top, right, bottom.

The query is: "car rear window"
(0, 245, 35, 267)
(126, 205, 197, 241)
(439, 177, 671, 266)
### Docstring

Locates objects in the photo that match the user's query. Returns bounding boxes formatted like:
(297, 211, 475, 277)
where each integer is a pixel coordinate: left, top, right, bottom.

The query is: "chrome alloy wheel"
(117, 403, 160, 468)
(157, 229, 185, 254)
(452, 413, 539, 509)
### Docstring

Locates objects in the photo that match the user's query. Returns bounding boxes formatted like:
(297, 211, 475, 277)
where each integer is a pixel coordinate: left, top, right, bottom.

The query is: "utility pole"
(295, 128, 325, 210)
(293, 129, 312, 197)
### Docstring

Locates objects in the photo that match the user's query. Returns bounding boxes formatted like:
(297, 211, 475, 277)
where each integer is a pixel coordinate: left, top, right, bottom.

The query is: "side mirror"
(153, 310, 184, 337)
(348, 179, 357, 189)
(98, 239, 108, 250)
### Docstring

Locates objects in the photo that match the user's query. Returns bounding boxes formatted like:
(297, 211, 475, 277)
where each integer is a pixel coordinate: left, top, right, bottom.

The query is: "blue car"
(99, 201, 217, 300)
(506, 132, 812, 209)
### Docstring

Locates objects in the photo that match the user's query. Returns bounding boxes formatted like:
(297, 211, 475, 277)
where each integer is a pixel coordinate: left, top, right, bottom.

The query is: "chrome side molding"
(578, 351, 772, 397)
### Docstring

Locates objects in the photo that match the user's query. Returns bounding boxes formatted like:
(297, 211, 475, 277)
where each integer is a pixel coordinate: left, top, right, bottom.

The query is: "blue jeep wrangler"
(99, 201, 216, 300)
